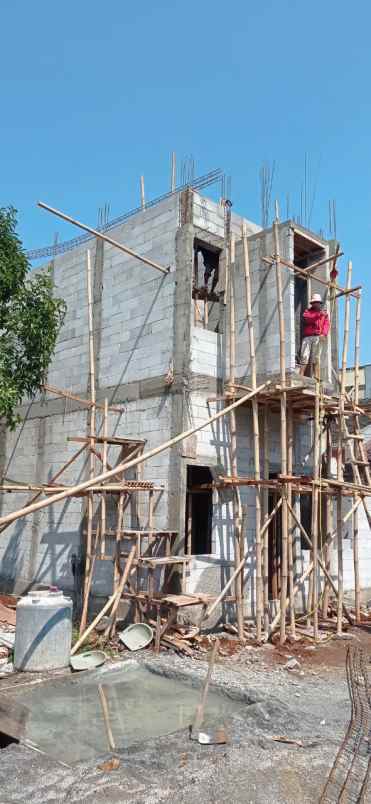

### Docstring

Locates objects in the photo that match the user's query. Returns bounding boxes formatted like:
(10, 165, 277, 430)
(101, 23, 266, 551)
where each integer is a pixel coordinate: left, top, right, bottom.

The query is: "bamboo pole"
(98, 684, 116, 751)
(108, 490, 125, 639)
(262, 405, 270, 634)
(71, 545, 136, 655)
(273, 218, 288, 645)
(38, 202, 170, 275)
(80, 248, 96, 635)
(140, 176, 145, 210)
(171, 152, 176, 192)
(353, 505, 360, 623)
(228, 228, 244, 640)
(0, 444, 87, 536)
(42, 383, 123, 413)
(311, 380, 320, 639)
(337, 261, 352, 635)
(100, 399, 108, 556)
(0, 385, 268, 528)
(353, 290, 361, 623)
(260, 498, 282, 539)
(242, 221, 262, 640)
(262, 255, 358, 298)
(287, 404, 296, 637)
(322, 422, 333, 617)
(336, 489, 343, 635)
(192, 639, 219, 731)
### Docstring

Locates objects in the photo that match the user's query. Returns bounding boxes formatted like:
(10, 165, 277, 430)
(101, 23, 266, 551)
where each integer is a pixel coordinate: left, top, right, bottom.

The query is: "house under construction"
(0, 168, 369, 646)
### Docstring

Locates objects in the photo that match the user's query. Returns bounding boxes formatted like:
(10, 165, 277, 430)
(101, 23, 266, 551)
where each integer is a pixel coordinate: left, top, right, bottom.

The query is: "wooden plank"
(68, 435, 145, 447)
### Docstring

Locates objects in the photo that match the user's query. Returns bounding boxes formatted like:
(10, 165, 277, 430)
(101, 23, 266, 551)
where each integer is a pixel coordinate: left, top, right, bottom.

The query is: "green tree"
(0, 207, 66, 429)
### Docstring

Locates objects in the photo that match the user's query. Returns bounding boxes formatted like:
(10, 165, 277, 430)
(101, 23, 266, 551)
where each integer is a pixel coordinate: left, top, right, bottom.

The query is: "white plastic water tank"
(14, 590, 72, 671)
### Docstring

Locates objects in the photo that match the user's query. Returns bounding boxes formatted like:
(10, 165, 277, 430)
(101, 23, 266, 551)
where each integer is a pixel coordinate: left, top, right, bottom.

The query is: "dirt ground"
(0, 624, 370, 803)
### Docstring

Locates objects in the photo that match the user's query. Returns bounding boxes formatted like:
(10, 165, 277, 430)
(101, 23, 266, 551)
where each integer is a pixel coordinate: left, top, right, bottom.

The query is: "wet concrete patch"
(2, 658, 243, 765)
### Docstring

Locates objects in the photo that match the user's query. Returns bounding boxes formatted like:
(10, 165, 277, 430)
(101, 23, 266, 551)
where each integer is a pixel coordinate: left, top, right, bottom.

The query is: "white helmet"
(310, 293, 322, 304)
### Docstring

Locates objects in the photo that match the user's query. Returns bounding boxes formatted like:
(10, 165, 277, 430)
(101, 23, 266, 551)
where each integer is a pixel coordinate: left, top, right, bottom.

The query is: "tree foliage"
(0, 207, 66, 429)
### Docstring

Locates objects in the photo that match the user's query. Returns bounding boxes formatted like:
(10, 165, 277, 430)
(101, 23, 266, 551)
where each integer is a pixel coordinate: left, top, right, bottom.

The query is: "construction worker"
(299, 293, 330, 377)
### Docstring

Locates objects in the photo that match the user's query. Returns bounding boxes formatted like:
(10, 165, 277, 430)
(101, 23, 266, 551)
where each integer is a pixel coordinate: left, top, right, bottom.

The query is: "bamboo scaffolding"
(0, 444, 88, 536)
(299, 251, 344, 275)
(269, 563, 314, 636)
(262, 255, 360, 299)
(242, 221, 262, 640)
(285, 499, 353, 625)
(201, 498, 282, 626)
(38, 201, 170, 275)
(273, 217, 288, 645)
(0, 385, 268, 528)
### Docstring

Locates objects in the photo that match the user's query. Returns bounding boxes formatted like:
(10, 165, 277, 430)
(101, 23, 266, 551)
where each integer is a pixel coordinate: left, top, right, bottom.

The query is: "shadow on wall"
(109, 273, 168, 407)
(0, 519, 26, 593)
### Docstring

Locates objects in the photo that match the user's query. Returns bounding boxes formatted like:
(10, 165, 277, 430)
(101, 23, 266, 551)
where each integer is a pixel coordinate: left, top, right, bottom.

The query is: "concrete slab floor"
(0, 639, 354, 804)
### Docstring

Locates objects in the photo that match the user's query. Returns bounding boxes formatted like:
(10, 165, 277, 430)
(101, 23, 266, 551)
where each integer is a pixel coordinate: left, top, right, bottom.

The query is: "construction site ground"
(1, 624, 370, 804)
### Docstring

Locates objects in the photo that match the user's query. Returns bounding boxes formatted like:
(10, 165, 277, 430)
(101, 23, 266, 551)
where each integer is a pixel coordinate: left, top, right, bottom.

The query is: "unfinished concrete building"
(0, 170, 369, 644)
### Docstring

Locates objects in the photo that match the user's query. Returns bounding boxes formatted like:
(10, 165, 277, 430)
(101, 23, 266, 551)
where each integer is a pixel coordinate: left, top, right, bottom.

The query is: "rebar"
(319, 647, 371, 803)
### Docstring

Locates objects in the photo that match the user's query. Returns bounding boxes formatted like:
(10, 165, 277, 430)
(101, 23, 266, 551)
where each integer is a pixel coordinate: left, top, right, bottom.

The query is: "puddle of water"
(8, 662, 240, 764)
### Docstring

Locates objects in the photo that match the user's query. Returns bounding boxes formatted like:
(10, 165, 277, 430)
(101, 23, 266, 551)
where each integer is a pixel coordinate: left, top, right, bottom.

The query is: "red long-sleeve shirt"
(303, 308, 330, 337)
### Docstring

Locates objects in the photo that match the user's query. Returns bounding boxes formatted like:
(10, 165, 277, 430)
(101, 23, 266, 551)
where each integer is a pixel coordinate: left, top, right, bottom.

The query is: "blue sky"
(1, 0, 370, 359)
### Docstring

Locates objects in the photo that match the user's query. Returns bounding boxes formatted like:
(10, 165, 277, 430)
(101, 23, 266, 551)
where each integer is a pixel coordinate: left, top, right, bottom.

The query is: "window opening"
(193, 239, 221, 332)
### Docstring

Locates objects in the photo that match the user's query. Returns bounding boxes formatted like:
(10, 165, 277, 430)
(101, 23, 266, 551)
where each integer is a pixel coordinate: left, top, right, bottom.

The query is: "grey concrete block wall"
(192, 193, 261, 240)
(0, 194, 180, 595)
(232, 224, 295, 380)
(0, 187, 337, 618)
(0, 409, 88, 594)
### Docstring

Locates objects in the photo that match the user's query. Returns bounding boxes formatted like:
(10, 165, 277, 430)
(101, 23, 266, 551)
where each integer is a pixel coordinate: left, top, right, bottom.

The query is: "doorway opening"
(185, 465, 213, 555)
(293, 232, 326, 362)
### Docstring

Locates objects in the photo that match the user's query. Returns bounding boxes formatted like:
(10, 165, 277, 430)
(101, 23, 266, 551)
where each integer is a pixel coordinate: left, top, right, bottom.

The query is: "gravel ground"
(0, 630, 367, 804)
